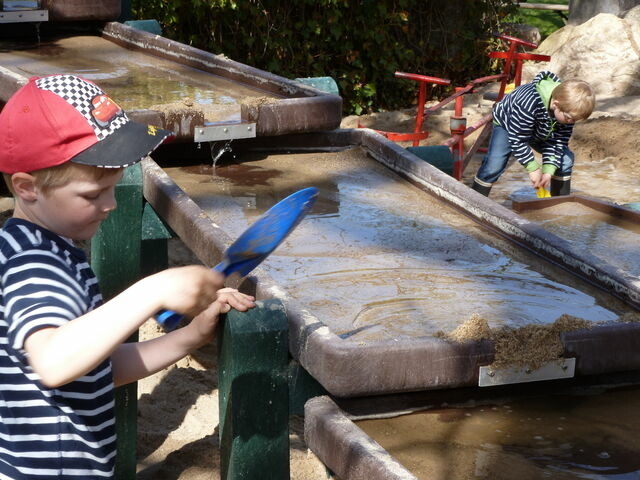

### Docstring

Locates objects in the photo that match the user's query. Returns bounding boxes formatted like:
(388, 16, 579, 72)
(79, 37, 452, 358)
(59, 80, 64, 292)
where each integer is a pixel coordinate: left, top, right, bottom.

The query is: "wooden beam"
(518, 2, 569, 11)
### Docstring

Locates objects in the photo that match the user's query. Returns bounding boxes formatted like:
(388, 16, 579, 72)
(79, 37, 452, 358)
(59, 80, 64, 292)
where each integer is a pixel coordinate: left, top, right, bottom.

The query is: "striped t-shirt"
(0, 218, 115, 479)
(493, 70, 574, 172)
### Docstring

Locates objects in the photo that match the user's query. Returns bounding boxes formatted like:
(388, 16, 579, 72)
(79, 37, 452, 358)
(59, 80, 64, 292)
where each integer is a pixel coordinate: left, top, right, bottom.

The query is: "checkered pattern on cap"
(36, 74, 129, 142)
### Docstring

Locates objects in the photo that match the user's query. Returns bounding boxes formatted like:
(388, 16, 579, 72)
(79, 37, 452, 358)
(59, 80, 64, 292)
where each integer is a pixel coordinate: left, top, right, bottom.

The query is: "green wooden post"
(119, 0, 133, 22)
(140, 203, 172, 276)
(288, 361, 327, 416)
(92, 164, 143, 480)
(218, 299, 290, 480)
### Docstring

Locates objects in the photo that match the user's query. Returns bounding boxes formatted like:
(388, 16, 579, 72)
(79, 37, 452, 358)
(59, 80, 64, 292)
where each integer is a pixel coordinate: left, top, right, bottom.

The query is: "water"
(357, 384, 640, 480)
(162, 147, 634, 342)
(519, 202, 640, 278)
(210, 141, 234, 171)
(0, 35, 277, 115)
(463, 155, 639, 209)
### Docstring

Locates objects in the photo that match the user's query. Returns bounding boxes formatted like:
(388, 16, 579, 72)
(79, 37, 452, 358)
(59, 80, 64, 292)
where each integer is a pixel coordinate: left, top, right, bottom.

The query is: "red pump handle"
(394, 72, 451, 86)
(494, 33, 539, 50)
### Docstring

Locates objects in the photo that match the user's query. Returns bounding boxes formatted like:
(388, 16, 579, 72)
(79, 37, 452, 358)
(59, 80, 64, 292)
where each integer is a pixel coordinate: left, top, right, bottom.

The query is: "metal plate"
(194, 122, 257, 142)
(479, 358, 576, 387)
(0, 9, 47, 22)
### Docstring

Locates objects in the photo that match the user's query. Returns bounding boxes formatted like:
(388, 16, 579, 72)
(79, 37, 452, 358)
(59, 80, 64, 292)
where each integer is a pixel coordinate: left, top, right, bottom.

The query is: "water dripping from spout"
(210, 140, 234, 173)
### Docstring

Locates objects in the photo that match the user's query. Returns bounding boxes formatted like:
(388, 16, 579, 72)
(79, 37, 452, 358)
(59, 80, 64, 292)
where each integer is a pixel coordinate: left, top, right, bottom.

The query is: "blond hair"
(552, 80, 595, 121)
(3, 162, 121, 195)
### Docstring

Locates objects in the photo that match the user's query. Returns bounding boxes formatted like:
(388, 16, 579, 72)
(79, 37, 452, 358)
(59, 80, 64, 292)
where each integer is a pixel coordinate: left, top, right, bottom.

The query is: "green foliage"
(508, 0, 569, 39)
(132, 0, 517, 114)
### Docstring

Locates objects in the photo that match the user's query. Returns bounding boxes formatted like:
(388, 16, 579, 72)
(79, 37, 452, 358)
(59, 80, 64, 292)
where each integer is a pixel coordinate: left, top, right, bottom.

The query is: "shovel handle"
(154, 262, 226, 330)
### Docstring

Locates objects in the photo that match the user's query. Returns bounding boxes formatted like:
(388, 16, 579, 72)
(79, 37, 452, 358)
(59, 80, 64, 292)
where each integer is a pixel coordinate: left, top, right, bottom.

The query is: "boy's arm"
(24, 266, 222, 388)
(111, 289, 255, 386)
(501, 108, 538, 170)
(540, 123, 573, 174)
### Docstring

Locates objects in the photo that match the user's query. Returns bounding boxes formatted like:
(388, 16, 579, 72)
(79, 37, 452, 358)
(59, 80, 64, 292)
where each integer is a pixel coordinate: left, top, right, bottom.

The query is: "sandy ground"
(133, 91, 639, 479)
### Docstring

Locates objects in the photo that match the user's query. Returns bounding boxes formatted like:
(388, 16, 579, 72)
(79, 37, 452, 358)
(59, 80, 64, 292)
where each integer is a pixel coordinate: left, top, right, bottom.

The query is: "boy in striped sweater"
(0, 75, 255, 479)
(471, 70, 595, 197)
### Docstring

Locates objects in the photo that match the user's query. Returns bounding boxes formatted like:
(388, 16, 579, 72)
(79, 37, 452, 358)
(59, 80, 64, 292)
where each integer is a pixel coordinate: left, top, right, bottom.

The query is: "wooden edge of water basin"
(0, 22, 342, 139)
(304, 396, 419, 480)
(0, 69, 26, 109)
(512, 194, 640, 223)
(101, 22, 343, 138)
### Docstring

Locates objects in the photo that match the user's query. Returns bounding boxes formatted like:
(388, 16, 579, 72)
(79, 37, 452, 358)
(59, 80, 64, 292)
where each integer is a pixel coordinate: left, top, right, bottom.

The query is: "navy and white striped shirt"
(0, 218, 115, 479)
(493, 71, 574, 172)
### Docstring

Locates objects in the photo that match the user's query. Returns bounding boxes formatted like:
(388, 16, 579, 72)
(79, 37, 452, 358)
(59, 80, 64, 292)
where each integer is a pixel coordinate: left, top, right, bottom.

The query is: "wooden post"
(93, 163, 296, 480)
(92, 164, 144, 480)
(218, 299, 290, 479)
(288, 361, 327, 416)
(92, 164, 173, 479)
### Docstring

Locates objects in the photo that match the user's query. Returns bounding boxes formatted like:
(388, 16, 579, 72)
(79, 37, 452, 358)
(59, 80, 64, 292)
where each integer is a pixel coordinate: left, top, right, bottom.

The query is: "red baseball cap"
(0, 74, 174, 174)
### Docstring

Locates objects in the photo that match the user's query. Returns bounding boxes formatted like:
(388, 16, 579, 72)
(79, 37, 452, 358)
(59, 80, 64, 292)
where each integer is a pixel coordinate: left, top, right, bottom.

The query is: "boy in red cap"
(0, 75, 255, 478)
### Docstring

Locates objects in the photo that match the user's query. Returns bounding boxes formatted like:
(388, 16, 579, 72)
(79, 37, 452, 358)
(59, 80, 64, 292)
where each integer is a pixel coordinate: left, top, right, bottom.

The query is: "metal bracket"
(194, 122, 257, 142)
(0, 9, 48, 23)
(478, 358, 576, 387)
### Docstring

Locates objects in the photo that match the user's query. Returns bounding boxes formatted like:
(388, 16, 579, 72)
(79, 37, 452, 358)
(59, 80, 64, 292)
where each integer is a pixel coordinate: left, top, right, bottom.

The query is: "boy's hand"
(149, 266, 224, 319)
(215, 287, 256, 314)
(187, 288, 256, 345)
(528, 168, 542, 187)
(538, 173, 552, 189)
(529, 169, 552, 189)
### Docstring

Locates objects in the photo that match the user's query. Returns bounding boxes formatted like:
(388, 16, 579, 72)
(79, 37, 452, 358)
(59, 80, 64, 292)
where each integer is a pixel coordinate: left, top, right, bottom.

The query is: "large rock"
(522, 6, 640, 99)
(569, 0, 640, 25)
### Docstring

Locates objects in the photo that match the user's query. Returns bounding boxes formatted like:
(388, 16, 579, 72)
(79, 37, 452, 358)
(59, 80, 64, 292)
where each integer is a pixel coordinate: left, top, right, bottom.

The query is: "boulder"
(522, 6, 640, 98)
(569, 0, 640, 25)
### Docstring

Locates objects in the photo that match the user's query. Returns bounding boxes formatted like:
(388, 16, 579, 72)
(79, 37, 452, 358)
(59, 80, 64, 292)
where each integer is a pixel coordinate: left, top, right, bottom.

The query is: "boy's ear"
(10, 173, 38, 201)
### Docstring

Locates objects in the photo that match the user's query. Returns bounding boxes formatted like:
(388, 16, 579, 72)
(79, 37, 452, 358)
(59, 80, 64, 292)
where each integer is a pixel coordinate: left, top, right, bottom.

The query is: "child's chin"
(75, 226, 101, 241)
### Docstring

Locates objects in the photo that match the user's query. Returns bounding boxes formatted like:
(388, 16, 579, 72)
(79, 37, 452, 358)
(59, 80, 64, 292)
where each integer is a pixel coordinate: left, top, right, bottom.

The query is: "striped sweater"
(493, 71, 574, 174)
(0, 218, 115, 479)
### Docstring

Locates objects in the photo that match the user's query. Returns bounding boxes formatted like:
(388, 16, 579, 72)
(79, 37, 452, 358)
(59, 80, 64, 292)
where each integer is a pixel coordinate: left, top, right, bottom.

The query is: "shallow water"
(163, 147, 633, 342)
(520, 202, 640, 278)
(463, 155, 639, 208)
(358, 384, 640, 480)
(0, 35, 276, 116)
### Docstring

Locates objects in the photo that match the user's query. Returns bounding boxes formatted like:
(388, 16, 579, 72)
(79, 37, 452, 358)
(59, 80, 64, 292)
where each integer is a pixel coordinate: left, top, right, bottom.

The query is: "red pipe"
(443, 113, 493, 147)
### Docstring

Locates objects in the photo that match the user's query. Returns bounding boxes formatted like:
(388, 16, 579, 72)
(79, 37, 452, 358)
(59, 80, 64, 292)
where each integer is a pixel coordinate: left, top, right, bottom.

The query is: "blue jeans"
(475, 125, 574, 184)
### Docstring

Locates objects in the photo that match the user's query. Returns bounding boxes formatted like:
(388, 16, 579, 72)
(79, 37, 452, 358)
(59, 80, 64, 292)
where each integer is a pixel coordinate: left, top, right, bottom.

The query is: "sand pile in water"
(435, 313, 595, 369)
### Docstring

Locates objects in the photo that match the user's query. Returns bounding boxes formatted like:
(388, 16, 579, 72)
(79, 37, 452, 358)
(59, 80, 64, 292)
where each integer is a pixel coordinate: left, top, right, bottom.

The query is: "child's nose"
(102, 191, 117, 212)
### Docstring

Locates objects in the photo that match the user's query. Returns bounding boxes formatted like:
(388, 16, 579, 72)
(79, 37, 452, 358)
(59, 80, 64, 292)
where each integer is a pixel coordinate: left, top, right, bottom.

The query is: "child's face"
(550, 100, 575, 125)
(36, 169, 123, 241)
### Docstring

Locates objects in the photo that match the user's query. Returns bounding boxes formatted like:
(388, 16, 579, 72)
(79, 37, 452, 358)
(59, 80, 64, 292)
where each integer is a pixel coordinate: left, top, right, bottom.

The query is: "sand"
(434, 313, 593, 370)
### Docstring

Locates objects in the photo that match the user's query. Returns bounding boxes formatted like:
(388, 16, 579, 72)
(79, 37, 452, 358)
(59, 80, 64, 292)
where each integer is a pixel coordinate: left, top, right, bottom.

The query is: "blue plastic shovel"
(155, 187, 319, 330)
